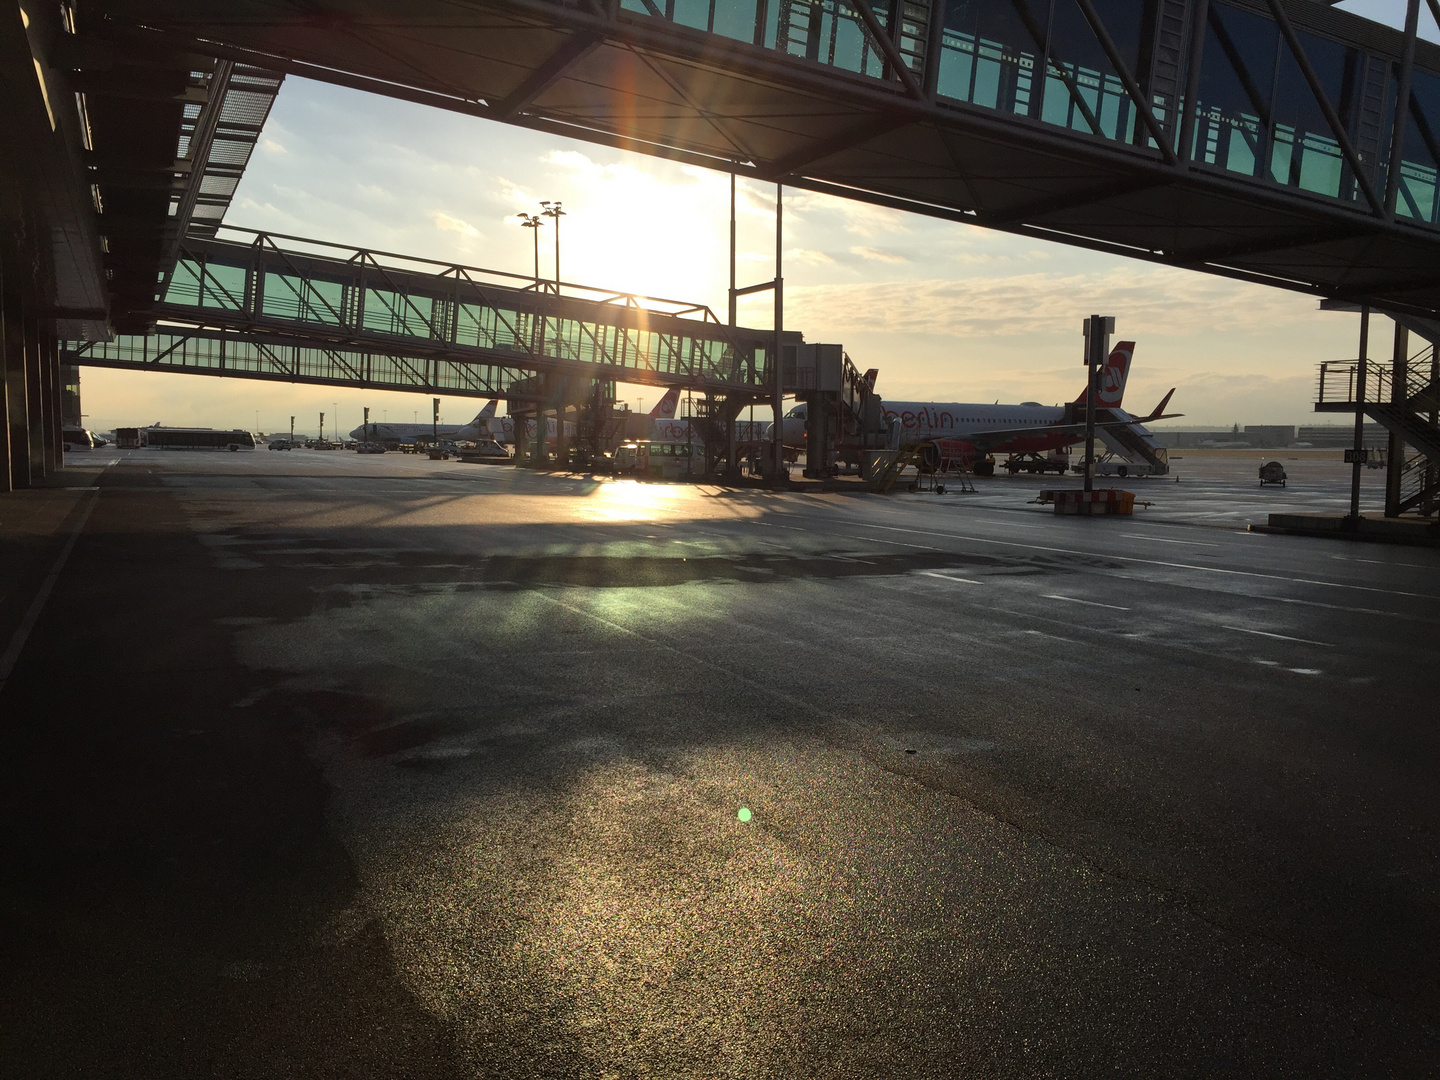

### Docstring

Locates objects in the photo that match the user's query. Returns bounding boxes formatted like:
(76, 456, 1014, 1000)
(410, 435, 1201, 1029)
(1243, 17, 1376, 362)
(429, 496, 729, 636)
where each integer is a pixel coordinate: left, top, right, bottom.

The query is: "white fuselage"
(485, 416, 575, 445)
(779, 401, 1070, 449)
(349, 422, 473, 443)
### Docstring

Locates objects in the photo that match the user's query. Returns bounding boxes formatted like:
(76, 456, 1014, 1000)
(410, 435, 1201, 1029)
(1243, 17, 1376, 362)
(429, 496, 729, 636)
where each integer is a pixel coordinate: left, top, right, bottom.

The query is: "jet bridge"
(63, 227, 782, 408)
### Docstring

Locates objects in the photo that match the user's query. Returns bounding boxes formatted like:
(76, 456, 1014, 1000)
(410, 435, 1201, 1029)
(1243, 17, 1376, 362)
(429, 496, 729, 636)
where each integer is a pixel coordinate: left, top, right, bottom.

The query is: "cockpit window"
(784, 405, 807, 418)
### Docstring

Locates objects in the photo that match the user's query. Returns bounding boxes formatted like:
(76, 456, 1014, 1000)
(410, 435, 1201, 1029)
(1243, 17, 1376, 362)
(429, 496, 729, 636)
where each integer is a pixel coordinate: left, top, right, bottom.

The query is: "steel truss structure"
(64, 227, 780, 401)
(87, 0, 1440, 317)
(1316, 316, 1440, 516)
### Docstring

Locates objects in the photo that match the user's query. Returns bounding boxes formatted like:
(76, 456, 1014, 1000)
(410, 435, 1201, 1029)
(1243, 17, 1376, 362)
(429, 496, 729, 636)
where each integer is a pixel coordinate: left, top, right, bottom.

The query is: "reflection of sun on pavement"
(363, 752, 865, 1076)
(589, 480, 758, 524)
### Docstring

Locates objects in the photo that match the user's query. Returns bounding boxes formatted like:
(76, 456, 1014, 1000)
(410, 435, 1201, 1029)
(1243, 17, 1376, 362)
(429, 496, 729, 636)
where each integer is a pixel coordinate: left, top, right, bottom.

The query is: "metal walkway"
(63, 228, 781, 402)
(84, 0, 1440, 317)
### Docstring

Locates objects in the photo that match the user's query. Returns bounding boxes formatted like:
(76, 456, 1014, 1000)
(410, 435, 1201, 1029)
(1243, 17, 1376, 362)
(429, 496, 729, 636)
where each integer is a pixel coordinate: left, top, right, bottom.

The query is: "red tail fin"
(1073, 341, 1135, 408)
(650, 388, 680, 418)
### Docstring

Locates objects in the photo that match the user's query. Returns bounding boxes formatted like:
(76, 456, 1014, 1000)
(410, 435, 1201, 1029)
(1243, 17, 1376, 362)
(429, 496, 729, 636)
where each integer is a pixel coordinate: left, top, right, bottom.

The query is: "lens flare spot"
(737, 806, 752, 823)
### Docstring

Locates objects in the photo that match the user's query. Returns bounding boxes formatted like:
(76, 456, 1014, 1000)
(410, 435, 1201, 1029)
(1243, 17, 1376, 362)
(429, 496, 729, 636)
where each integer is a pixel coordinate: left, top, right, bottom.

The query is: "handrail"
(1316, 357, 1438, 407)
(206, 223, 726, 324)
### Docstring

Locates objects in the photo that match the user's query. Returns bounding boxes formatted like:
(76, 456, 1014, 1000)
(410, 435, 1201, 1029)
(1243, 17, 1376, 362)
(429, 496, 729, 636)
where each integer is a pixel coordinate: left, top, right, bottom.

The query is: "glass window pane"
(1398, 69, 1440, 223)
(672, 0, 710, 31)
(203, 262, 247, 311)
(712, 0, 757, 43)
(1195, 3, 1278, 177)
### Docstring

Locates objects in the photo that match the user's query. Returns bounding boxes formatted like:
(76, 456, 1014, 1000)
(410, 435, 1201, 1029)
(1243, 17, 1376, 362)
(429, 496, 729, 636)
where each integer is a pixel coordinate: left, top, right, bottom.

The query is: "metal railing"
(147, 226, 780, 396)
(1316, 358, 1436, 407)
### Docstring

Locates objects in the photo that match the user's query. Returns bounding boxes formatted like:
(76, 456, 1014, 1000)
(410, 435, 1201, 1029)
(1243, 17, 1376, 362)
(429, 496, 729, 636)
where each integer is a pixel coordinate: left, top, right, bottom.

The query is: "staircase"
(1316, 353, 1440, 516)
(867, 445, 923, 493)
(1095, 409, 1170, 474)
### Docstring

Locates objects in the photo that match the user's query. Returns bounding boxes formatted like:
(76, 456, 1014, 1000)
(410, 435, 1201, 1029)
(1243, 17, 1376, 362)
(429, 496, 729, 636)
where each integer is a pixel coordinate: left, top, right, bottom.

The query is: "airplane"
(481, 388, 684, 445)
(349, 401, 497, 445)
(775, 341, 1180, 473)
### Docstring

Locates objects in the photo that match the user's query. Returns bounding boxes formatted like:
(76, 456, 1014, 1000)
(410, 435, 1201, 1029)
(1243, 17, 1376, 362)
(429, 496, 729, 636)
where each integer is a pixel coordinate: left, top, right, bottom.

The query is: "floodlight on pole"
(518, 213, 544, 287)
(541, 200, 566, 288)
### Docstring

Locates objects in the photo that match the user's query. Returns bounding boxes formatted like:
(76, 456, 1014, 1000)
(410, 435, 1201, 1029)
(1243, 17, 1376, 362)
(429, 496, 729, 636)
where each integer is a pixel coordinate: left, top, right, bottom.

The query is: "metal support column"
(43, 328, 61, 470)
(726, 173, 739, 479)
(2, 275, 26, 489)
(0, 261, 10, 494)
(771, 183, 784, 483)
(1348, 306, 1370, 523)
(1176, 0, 1211, 163)
(1385, 320, 1408, 516)
(1082, 315, 1113, 494)
(1385, 0, 1421, 215)
(24, 306, 46, 483)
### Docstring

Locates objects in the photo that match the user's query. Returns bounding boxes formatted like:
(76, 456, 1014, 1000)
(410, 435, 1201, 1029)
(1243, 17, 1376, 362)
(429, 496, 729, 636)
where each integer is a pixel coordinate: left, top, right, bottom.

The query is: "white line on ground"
(1221, 625, 1334, 647)
(1119, 533, 1221, 547)
(1044, 594, 1131, 611)
(823, 518, 1438, 601)
(839, 533, 945, 551)
(917, 571, 983, 584)
(0, 493, 99, 694)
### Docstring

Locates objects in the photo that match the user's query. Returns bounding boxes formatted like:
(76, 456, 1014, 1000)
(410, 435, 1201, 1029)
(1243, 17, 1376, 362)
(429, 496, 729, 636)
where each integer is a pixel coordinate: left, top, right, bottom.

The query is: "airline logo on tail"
(1074, 342, 1135, 409)
(651, 388, 680, 418)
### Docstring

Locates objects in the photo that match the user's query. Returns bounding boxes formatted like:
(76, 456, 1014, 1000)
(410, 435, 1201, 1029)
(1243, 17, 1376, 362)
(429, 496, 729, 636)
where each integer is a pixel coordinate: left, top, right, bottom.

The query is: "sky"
(79, 0, 1432, 437)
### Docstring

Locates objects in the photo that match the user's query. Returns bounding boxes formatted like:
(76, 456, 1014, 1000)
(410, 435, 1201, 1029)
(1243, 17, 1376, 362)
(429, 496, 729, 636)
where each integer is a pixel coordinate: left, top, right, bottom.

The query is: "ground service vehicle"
(147, 427, 256, 450)
(1259, 461, 1288, 486)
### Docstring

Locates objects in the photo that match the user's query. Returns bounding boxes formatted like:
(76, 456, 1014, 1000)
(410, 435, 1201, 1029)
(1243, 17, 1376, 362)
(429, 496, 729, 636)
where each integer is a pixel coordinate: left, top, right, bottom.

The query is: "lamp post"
(540, 200, 566, 290)
(518, 213, 544, 287)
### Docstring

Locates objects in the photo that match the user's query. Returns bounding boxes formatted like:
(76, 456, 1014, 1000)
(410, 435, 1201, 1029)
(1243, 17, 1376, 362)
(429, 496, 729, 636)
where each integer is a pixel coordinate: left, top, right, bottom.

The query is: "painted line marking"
(1331, 554, 1436, 570)
(1044, 593, 1130, 611)
(918, 571, 983, 584)
(822, 517, 1439, 601)
(0, 493, 99, 693)
(1221, 625, 1334, 647)
(1119, 533, 1220, 547)
(839, 533, 944, 551)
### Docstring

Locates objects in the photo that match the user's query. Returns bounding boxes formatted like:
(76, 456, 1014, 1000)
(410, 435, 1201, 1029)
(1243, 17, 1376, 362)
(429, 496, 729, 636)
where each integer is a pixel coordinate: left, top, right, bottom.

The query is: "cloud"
(784, 266, 1320, 338)
(259, 137, 287, 155)
(789, 248, 836, 266)
(432, 210, 480, 238)
(849, 246, 908, 264)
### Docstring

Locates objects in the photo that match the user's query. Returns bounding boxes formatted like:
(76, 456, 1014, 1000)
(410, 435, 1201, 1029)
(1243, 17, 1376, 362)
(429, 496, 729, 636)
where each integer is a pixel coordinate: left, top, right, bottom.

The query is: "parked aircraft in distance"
(777, 341, 1179, 471)
(349, 402, 497, 445)
(482, 388, 681, 445)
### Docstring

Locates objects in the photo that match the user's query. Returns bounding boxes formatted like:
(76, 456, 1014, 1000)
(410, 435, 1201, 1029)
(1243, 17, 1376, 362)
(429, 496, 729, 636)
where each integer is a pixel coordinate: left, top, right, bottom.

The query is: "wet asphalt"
(1, 449, 1437, 1078)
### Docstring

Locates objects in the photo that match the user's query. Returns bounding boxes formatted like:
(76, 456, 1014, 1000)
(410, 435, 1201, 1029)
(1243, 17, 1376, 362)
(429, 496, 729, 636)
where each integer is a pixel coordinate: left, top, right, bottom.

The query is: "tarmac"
(2, 446, 1437, 1077)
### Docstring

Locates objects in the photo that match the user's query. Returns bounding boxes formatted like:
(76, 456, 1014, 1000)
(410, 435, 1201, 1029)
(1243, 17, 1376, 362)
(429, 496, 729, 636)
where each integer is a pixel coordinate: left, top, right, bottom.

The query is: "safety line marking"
(1044, 593, 1130, 611)
(1221, 625, 1334, 647)
(917, 571, 983, 584)
(823, 518, 1438, 601)
(0, 492, 98, 694)
(1119, 533, 1220, 547)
